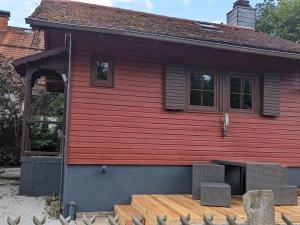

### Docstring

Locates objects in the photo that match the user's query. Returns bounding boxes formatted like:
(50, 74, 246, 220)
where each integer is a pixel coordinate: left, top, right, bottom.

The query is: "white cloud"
(182, 0, 190, 6)
(145, 0, 153, 12)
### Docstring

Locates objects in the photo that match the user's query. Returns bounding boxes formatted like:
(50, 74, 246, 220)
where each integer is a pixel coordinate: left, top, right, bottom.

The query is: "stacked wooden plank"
(114, 205, 143, 225)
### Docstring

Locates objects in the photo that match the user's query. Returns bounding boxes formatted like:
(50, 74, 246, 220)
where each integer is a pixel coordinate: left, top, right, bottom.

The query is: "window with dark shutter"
(165, 64, 186, 110)
(262, 73, 280, 117)
(230, 77, 253, 110)
(225, 73, 260, 113)
(187, 70, 219, 111)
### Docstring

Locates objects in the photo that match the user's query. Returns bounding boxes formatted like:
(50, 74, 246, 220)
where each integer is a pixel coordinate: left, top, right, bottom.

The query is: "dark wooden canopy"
(13, 46, 68, 156)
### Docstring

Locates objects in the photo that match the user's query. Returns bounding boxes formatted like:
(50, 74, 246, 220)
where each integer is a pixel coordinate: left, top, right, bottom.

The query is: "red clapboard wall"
(67, 31, 300, 166)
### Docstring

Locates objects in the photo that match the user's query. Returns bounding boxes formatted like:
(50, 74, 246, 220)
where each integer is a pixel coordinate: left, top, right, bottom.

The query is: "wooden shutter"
(262, 73, 280, 116)
(165, 64, 186, 110)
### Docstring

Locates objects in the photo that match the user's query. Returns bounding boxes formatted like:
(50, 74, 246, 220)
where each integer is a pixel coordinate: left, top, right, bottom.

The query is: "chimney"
(227, 0, 256, 29)
(0, 10, 10, 29)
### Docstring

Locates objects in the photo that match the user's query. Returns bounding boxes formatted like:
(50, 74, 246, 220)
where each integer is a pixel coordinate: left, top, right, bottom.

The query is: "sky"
(0, 0, 262, 28)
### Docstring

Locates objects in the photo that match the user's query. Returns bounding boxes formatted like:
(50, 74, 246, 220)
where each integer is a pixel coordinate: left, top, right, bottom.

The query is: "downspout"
(60, 31, 72, 213)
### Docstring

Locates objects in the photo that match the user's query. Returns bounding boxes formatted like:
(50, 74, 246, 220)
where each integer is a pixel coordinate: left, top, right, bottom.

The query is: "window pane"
(244, 79, 252, 94)
(202, 75, 214, 90)
(243, 94, 252, 109)
(230, 93, 240, 108)
(202, 91, 214, 106)
(190, 73, 215, 107)
(190, 74, 202, 89)
(190, 90, 202, 106)
(96, 60, 109, 80)
(230, 78, 241, 93)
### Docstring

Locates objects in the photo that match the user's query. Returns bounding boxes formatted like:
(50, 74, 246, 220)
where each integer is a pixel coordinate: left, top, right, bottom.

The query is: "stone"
(48, 200, 60, 218)
(243, 190, 275, 225)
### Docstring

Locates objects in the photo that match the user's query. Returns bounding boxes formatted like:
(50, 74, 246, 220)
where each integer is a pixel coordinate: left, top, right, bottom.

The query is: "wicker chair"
(245, 164, 297, 206)
(273, 186, 297, 206)
(245, 164, 284, 191)
(192, 163, 225, 200)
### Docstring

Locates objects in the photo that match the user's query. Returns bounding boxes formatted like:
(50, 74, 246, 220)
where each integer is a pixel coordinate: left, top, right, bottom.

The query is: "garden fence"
(3, 211, 298, 225)
(107, 213, 298, 225)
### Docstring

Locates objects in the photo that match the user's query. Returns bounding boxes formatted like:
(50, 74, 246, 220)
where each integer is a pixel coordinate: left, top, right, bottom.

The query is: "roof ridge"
(42, 0, 221, 25)
(27, 0, 300, 58)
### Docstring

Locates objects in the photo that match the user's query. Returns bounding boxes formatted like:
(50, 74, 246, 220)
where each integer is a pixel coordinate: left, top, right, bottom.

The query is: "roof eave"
(26, 18, 300, 61)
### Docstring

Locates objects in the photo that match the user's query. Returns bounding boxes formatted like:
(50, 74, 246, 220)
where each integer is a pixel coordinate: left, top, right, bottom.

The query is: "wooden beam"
(23, 151, 60, 156)
(21, 68, 32, 156)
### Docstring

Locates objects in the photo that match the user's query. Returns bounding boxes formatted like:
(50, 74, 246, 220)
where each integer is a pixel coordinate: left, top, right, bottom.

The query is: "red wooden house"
(13, 0, 300, 214)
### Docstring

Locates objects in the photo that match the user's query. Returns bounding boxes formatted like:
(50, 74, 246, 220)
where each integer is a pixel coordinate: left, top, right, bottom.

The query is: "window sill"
(228, 108, 259, 115)
(186, 105, 220, 113)
(90, 81, 114, 88)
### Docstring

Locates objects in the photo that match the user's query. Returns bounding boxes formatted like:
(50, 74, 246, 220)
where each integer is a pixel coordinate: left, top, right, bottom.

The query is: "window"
(91, 56, 114, 87)
(226, 73, 259, 113)
(230, 77, 253, 109)
(166, 64, 279, 116)
(187, 71, 218, 110)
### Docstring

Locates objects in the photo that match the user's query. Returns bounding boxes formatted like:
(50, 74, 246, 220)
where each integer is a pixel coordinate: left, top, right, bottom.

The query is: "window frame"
(225, 73, 261, 114)
(186, 67, 220, 112)
(90, 55, 115, 87)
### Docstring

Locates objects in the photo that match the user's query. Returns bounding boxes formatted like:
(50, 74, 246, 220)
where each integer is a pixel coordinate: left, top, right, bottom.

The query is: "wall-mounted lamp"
(221, 113, 230, 137)
(61, 73, 68, 88)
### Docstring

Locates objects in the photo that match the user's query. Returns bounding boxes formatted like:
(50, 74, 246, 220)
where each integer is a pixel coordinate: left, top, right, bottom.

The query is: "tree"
(256, 0, 300, 43)
(0, 54, 23, 165)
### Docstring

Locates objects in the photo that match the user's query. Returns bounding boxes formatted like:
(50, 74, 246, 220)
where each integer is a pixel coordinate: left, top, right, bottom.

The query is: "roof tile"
(0, 26, 44, 60)
(28, 0, 300, 54)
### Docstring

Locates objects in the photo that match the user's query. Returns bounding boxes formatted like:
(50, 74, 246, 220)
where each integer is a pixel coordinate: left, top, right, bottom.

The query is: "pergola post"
(21, 67, 32, 155)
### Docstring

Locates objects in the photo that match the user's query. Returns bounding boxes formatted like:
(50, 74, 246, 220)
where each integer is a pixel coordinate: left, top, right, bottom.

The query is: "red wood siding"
(68, 32, 300, 166)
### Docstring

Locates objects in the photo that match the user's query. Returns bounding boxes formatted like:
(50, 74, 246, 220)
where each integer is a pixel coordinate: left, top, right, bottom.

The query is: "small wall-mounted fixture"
(61, 74, 68, 88)
(221, 113, 230, 137)
(100, 165, 108, 175)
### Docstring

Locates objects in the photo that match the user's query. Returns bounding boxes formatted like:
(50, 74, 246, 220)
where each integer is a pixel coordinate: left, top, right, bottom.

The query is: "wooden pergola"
(14, 46, 68, 156)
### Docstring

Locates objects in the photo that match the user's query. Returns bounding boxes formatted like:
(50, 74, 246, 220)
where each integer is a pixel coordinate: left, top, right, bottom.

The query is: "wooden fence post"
(243, 190, 275, 225)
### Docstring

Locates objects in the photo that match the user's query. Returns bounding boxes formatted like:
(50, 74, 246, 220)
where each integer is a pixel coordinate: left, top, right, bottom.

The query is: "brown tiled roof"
(0, 26, 44, 60)
(28, 0, 300, 56)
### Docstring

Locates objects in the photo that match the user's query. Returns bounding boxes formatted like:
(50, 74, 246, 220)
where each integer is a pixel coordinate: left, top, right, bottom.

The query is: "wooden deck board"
(114, 194, 300, 225)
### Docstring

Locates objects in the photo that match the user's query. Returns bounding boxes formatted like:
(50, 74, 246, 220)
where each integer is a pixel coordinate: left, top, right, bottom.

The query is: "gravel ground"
(0, 180, 109, 225)
(0, 168, 109, 225)
(0, 179, 61, 225)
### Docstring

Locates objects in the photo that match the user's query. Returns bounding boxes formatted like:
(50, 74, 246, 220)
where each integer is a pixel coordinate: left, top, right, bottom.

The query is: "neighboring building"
(13, 0, 300, 214)
(0, 10, 44, 60)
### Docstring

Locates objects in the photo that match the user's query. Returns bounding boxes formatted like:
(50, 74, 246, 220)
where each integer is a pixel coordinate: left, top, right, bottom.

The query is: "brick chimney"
(0, 10, 10, 29)
(227, 0, 256, 29)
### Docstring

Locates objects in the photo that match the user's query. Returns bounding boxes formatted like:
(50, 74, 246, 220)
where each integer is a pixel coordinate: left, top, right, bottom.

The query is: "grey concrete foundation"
(287, 168, 300, 187)
(62, 165, 300, 214)
(20, 156, 62, 196)
(62, 165, 192, 213)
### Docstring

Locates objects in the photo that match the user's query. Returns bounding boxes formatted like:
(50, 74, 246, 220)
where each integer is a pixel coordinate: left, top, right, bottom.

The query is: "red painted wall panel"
(68, 32, 300, 166)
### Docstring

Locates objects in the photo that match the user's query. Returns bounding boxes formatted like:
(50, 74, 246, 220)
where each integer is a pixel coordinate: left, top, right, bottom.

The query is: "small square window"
(230, 77, 253, 110)
(189, 73, 215, 108)
(91, 56, 114, 87)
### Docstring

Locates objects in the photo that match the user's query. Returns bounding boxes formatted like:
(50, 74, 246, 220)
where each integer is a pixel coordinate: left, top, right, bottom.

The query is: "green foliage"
(0, 54, 22, 166)
(30, 122, 61, 152)
(0, 54, 23, 120)
(31, 92, 64, 152)
(32, 92, 64, 121)
(256, 0, 300, 42)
